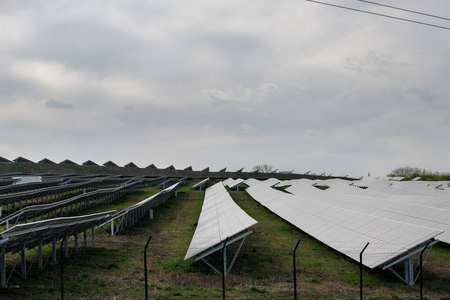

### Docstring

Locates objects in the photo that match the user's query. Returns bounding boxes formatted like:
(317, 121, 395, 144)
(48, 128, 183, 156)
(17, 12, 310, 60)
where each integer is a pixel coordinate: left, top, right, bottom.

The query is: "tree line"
(388, 166, 450, 181)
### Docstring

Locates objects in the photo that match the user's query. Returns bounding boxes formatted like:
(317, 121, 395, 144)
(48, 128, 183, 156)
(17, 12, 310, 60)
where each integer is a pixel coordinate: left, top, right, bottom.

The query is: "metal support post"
(38, 241, 43, 269)
(293, 239, 301, 300)
(60, 237, 66, 300)
(144, 236, 152, 300)
(64, 236, 69, 258)
(1, 249, 6, 287)
(111, 220, 115, 236)
(21, 248, 26, 279)
(405, 255, 413, 285)
(52, 237, 57, 264)
(360, 242, 369, 300)
(74, 233, 78, 253)
(222, 237, 229, 300)
(420, 242, 431, 300)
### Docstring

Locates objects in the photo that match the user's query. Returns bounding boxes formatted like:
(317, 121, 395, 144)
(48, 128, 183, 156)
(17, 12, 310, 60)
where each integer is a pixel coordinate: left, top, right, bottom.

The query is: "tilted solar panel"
(185, 182, 257, 260)
(245, 179, 442, 269)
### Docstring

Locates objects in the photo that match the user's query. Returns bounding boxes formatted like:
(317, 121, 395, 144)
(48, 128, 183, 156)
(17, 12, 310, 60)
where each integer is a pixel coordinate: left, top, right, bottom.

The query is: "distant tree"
(253, 164, 273, 173)
(388, 166, 422, 177)
(388, 166, 450, 181)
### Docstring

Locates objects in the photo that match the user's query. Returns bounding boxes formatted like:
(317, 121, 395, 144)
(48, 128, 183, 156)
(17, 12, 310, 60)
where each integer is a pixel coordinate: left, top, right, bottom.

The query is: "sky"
(1, 0, 449, 177)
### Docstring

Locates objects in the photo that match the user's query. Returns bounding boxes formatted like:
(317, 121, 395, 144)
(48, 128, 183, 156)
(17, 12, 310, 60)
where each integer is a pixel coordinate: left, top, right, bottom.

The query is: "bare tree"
(388, 166, 422, 177)
(253, 164, 273, 173)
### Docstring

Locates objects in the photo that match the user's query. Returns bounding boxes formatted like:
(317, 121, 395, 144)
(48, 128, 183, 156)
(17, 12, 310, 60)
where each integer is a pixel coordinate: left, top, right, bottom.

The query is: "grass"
(0, 180, 449, 299)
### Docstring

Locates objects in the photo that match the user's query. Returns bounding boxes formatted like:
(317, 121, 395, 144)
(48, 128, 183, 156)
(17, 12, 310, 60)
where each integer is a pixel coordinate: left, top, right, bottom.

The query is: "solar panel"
(245, 179, 442, 271)
(185, 182, 257, 262)
(124, 162, 138, 168)
(287, 181, 450, 244)
(97, 182, 181, 236)
(0, 211, 113, 286)
(0, 180, 144, 229)
(192, 178, 209, 191)
(222, 178, 244, 190)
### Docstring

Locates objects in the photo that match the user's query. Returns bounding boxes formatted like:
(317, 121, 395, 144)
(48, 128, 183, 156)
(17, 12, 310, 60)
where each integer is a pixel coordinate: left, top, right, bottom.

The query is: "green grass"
(0, 180, 449, 299)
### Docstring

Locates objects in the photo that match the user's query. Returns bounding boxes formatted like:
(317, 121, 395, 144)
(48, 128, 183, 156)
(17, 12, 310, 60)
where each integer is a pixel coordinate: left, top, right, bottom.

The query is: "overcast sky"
(1, 0, 449, 177)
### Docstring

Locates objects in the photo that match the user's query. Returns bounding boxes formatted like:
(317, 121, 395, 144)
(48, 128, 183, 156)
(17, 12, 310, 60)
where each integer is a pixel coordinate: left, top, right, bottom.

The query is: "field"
(1, 180, 449, 299)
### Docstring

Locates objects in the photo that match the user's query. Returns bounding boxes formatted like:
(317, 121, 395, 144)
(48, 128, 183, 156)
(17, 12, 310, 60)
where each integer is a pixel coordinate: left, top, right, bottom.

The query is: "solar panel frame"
(286, 179, 450, 244)
(245, 180, 443, 269)
(184, 182, 257, 260)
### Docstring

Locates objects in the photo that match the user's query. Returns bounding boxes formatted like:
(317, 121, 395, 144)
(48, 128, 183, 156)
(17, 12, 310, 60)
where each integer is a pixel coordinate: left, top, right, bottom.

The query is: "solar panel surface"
(245, 179, 443, 269)
(185, 182, 257, 260)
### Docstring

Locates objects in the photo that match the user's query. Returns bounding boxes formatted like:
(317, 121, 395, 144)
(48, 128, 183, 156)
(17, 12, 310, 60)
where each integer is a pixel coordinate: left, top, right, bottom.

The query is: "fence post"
(360, 242, 369, 300)
(293, 239, 301, 300)
(420, 241, 431, 300)
(144, 235, 152, 300)
(222, 237, 229, 300)
(60, 236, 66, 300)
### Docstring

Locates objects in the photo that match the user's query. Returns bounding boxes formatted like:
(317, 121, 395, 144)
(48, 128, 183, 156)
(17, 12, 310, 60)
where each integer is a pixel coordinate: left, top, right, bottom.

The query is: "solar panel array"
(284, 179, 450, 244)
(0, 173, 175, 286)
(222, 178, 244, 190)
(192, 178, 209, 190)
(98, 181, 181, 236)
(245, 179, 443, 270)
(0, 176, 141, 215)
(0, 180, 144, 229)
(0, 211, 114, 286)
(185, 182, 257, 260)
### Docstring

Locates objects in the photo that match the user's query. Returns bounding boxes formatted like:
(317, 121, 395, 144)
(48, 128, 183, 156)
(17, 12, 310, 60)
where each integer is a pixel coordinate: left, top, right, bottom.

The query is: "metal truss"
(0, 181, 140, 230)
(195, 230, 252, 276)
(0, 227, 96, 287)
(97, 182, 180, 236)
(382, 239, 439, 286)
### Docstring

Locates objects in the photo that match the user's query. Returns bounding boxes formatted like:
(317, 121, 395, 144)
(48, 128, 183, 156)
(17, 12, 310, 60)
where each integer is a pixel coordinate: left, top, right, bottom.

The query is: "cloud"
(1, 1, 450, 176)
(407, 87, 439, 103)
(45, 99, 73, 110)
(240, 123, 257, 134)
(201, 83, 278, 104)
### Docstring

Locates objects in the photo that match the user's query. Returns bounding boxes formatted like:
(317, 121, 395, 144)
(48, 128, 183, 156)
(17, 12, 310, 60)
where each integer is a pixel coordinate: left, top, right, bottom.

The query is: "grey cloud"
(343, 51, 393, 75)
(407, 88, 438, 102)
(45, 99, 73, 110)
(2, 1, 450, 177)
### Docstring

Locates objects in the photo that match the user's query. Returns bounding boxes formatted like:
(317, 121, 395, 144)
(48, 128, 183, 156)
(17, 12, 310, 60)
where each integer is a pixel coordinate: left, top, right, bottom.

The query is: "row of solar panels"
(0, 156, 236, 172)
(0, 176, 173, 235)
(185, 177, 449, 286)
(0, 176, 182, 287)
(245, 178, 449, 285)
(0, 175, 163, 217)
(1, 156, 305, 174)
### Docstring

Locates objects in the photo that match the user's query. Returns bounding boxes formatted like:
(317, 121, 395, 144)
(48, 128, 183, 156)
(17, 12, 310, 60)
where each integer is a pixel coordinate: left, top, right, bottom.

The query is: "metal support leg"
(21, 248, 26, 279)
(360, 242, 369, 300)
(1, 249, 6, 287)
(293, 239, 301, 300)
(74, 233, 78, 253)
(52, 237, 57, 264)
(38, 241, 43, 269)
(111, 220, 115, 236)
(144, 236, 152, 300)
(64, 237, 69, 258)
(405, 256, 413, 286)
(222, 237, 229, 300)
